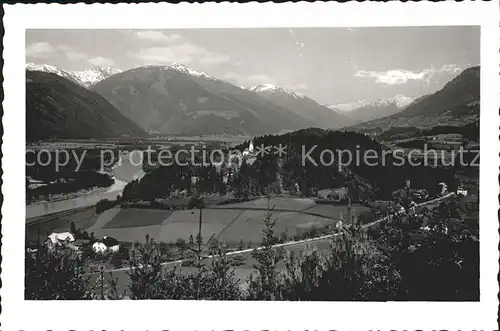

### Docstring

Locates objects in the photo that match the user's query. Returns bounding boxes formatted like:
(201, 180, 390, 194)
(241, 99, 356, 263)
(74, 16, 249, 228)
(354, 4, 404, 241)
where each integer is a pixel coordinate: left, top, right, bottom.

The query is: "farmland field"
(27, 198, 372, 247)
(103, 209, 174, 229)
(155, 209, 244, 243)
(211, 197, 315, 211)
(26, 207, 98, 243)
(306, 203, 369, 219)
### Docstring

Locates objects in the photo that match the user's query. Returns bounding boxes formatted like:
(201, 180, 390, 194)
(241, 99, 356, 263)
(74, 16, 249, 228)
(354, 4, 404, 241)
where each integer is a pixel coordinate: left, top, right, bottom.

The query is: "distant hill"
(350, 66, 480, 132)
(248, 84, 354, 129)
(328, 94, 415, 123)
(91, 63, 316, 135)
(26, 71, 147, 141)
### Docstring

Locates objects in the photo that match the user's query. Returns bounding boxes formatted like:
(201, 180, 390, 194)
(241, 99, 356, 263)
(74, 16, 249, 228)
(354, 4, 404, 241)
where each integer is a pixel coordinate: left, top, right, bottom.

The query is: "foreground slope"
(91, 64, 315, 135)
(26, 71, 147, 141)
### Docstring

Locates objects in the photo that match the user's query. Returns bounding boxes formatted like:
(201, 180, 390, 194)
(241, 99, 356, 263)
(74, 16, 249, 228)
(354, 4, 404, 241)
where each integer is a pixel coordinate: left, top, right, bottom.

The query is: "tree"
(127, 236, 163, 299)
(25, 246, 91, 300)
(70, 221, 77, 234)
(246, 198, 284, 300)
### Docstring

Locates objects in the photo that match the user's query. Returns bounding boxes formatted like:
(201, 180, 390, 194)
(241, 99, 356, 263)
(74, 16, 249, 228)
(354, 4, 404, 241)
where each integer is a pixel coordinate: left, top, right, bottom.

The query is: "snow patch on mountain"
(143, 62, 216, 80)
(73, 67, 123, 87)
(26, 63, 122, 87)
(248, 84, 305, 99)
(26, 63, 76, 82)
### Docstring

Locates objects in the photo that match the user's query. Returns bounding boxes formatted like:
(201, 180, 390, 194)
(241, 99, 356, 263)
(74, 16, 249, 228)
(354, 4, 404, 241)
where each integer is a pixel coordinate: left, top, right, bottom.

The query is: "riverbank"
(27, 185, 111, 206)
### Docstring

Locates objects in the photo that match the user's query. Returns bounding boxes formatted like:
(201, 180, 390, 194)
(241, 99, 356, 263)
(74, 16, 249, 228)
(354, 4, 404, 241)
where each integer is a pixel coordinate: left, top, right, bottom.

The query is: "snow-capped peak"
(26, 63, 122, 87)
(143, 62, 215, 80)
(391, 94, 415, 108)
(248, 84, 305, 99)
(328, 100, 368, 112)
(26, 63, 76, 81)
(329, 94, 415, 112)
(72, 67, 123, 87)
(169, 62, 216, 80)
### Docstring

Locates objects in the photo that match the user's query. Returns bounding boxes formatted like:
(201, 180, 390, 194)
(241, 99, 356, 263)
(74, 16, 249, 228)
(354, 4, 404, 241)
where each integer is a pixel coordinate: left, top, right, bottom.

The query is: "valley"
(24, 28, 480, 302)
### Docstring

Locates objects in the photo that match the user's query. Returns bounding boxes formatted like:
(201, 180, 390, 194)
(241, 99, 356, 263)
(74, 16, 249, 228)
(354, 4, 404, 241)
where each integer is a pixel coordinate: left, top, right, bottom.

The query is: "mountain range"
(26, 71, 146, 141)
(248, 84, 354, 129)
(349, 66, 480, 132)
(90, 63, 343, 135)
(25, 62, 480, 140)
(329, 94, 415, 123)
(26, 63, 122, 88)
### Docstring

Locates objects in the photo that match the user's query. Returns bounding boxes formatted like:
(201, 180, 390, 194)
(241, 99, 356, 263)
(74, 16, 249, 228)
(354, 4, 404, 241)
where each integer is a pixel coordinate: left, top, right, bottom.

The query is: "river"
(26, 152, 145, 219)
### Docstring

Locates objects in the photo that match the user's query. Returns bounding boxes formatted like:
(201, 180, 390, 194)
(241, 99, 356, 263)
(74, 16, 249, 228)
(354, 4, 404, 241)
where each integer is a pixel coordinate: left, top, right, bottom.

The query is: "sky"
(26, 27, 479, 105)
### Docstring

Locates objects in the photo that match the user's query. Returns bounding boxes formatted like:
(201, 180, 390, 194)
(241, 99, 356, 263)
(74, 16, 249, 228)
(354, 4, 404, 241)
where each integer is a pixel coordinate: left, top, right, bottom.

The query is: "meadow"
(27, 198, 369, 248)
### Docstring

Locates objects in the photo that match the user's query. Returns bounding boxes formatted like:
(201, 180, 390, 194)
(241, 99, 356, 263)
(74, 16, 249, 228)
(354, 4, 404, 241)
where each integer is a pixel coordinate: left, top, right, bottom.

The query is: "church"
(242, 140, 254, 157)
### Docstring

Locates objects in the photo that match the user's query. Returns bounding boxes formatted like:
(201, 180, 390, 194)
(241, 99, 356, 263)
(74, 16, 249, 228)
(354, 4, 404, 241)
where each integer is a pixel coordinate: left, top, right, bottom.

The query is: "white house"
(47, 232, 75, 247)
(457, 186, 468, 196)
(103, 236, 120, 253)
(92, 242, 107, 254)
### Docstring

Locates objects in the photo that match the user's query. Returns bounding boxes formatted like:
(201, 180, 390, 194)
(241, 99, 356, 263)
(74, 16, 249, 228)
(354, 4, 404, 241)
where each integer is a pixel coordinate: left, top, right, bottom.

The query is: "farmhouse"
(457, 185, 468, 196)
(47, 232, 75, 248)
(92, 236, 120, 254)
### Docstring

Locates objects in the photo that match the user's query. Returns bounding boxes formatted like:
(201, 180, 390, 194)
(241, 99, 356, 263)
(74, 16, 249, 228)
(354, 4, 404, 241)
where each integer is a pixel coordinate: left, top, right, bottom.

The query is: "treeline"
(25, 198, 479, 301)
(378, 121, 479, 142)
(26, 149, 118, 201)
(121, 129, 463, 202)
(26, 171, 114, 202)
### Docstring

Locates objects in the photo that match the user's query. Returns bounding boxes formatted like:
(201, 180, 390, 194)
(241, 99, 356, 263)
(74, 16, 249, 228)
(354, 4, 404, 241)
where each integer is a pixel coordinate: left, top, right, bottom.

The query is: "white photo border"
(2, 2, 499, 330)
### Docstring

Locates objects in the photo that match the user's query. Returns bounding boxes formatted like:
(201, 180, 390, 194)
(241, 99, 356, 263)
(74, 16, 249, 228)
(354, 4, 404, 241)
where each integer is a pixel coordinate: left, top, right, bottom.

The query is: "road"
(92, 193, 455, 295)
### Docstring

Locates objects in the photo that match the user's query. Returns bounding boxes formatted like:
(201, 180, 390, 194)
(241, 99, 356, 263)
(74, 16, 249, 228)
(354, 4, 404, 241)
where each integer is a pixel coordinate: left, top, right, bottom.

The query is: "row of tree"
(121, 129, 465, 203)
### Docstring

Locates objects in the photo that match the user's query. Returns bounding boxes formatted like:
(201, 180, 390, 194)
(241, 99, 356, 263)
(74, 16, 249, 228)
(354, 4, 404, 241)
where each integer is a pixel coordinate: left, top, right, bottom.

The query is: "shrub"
(25, 246, 91, 300)
(96, 199, 115, 214)
(229, 254, 247, 266)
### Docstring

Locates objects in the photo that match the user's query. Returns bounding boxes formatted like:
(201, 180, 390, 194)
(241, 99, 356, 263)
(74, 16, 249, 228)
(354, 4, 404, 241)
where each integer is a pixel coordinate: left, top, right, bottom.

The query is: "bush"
(26, 196, 478, 301)
(25, 246, 91, 300)
(95, 199, 115, 214)
(229, 254, 246, 266)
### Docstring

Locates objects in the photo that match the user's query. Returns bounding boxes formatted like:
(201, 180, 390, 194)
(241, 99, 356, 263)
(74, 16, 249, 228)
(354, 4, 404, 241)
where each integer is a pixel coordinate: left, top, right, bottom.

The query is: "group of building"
(43, 232, 120, 254)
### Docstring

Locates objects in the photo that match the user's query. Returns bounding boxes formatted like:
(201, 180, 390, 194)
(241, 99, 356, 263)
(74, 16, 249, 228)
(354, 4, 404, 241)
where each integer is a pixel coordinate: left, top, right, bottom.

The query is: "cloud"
(135, 31, 182, 43)
(26, 42, 56, 58)
(66, 51, 88, 61)
(290, 83, 308, 92)
(89, 56, 115, 66)
(129, 43, 230, 66)
(198, 54, 231, 65)
(26, 41, 116, 67)
(128, 46, 195, 64)
(355, 64, 463, 85)
(131, 31, 231, 66)
(27, 42, 82, 59)
(223, 72, 276, 86)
